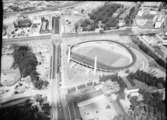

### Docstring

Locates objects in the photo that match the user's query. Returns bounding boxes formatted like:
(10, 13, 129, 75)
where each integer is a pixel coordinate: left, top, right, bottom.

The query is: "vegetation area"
(12, 45, 48, 89)
(0, 96, 51, 120)
(159, 2, 167, 10)
(124, 4, 140, 26)
(99, 74, 127, 93)
(128, 89, 166, 120)
(14, 19, 32, 28)
(127, 70, 165, 89)
(33, 94, 51, 116)
(113, 114, 131, 120)
(77, 3, 140, 32)
(114, 89, 165, 120)
(78, 3, 122, 31)
(8, 5, 36, 12)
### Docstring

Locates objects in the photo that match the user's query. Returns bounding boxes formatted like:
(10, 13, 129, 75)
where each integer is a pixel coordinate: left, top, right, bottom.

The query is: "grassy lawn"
(78, 94, 118, 120)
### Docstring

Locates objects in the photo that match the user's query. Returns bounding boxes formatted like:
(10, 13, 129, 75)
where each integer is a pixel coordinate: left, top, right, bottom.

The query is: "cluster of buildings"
(136, 2, 167, 32)
(3, 11, 60, 39)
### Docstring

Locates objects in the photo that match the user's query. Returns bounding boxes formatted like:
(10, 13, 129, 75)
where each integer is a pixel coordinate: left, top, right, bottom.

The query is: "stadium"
(70, 40, 136, 72)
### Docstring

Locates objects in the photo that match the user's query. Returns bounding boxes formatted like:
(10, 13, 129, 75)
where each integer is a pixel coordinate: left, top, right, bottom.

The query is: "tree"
(12, 45, 48, 89)
(12, 45, 38, 77)
(80, 3, 122, 31)
(130, 96, 140, 109)
(159, 2, 167, 10)
(99, 74, 127, 93)
(0, 99, 50, 120)
(136, 90, 166, 120)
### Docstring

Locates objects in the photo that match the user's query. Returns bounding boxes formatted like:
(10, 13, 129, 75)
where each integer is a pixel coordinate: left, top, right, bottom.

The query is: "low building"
(118, 19, 126, 27)
(124, 88, 140, 98)
(141, 2, 161, 8)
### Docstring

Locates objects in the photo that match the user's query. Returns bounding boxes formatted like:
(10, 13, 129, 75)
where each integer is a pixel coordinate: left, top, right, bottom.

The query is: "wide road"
(3, 26, 161, 44)
(52, 40, 73, 120)
(51, 41, 68, 120)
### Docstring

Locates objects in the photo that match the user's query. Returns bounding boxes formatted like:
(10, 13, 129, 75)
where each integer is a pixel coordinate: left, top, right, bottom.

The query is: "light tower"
(67, 46, 71, 63)
(93, 56, 97, 74)
(93, 56, 97, 86)
(142, 61, 145, 70)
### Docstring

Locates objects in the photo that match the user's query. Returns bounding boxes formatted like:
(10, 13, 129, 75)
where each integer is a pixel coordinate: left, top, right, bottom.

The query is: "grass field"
(71, 41, 134, 71)
(1, 55, 20, 86)
(78, 94, 118, 120)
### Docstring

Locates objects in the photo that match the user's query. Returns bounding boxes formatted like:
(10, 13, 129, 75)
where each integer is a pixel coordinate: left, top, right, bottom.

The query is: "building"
(124, 88, 140, 98)
(141, 2, 161, 8)
(52, 16, 60, 34)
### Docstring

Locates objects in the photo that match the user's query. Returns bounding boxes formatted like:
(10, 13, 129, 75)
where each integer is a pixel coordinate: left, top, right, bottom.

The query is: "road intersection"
(2, 7, 167, 120)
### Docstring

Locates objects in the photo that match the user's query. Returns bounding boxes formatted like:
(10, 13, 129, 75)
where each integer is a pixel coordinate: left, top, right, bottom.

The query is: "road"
(50, 42, 62, 120)
(3, 26, 162, 44)
(3, 2, 84, 17)
(51, 41, 71, 120)
(51, 40, 73, 120)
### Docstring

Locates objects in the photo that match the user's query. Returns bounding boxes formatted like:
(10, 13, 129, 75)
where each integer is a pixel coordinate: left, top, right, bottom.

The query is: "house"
(153, 14, 166, 29)
(142, 2, 161, 8)
(124, 88, 140, 98)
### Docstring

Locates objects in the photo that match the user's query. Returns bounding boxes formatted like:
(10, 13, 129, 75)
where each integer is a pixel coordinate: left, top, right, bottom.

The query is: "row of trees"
(12, 45, 48, 89)
(131, 36, 166, 69)
(124, 4, 140, 26)
(8, 5, 36, 12)
(127, 70, 165, 89)
(0, 98, 51, 120)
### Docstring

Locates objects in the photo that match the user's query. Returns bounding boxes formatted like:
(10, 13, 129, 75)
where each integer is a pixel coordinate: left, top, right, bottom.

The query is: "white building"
(142, 2, 161, 8)
(124, 88, 140, 98)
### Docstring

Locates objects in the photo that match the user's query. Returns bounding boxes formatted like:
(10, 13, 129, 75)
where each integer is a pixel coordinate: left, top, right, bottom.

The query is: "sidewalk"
(122, 77, 133, 89)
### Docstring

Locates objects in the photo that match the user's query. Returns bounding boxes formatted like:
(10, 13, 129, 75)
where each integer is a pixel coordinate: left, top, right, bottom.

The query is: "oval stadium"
(70, 40, 136, 72)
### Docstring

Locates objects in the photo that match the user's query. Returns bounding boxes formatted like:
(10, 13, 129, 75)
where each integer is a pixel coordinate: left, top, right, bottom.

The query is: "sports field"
(71, 40, 134, 71)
